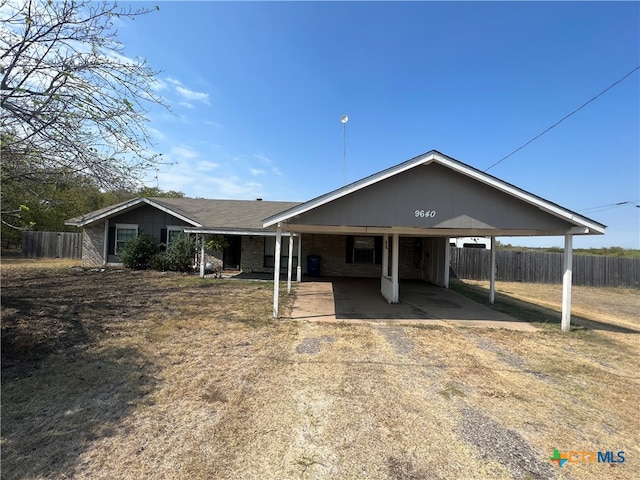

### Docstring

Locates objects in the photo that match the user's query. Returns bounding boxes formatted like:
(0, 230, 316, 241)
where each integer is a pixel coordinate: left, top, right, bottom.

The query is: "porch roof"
(262, 150, 606, 237)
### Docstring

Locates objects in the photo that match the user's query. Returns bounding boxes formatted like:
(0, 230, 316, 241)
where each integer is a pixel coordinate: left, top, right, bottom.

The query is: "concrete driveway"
(290, 277, 538, 331)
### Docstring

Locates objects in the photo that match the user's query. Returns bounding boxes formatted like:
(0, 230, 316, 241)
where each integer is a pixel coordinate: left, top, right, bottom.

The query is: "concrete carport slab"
(289, 278, 538, 331)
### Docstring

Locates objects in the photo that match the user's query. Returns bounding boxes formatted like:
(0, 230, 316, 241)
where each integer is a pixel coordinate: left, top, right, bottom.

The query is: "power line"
(484, 65, 640, 172)
(578, 200, 640, 214)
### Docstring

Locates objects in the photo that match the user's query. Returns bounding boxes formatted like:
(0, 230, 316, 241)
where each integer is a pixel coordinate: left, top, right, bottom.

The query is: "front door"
(223, 236, 241, 270)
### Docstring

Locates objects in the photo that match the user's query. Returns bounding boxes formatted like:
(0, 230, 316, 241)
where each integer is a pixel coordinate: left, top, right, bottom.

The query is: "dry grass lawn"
(1, 258, 638, 479)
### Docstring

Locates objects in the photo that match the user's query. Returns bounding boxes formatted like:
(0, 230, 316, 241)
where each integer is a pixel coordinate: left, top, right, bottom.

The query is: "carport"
(289, 277, 538, 331)
(263, 150, 605, 332)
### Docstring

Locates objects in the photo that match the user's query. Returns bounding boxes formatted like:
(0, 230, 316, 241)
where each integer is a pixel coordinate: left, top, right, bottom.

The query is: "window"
(346, 235, 382, 264)
(115, 224, 138, 254)
(264, 236, 298, 269)
(462, 243, 486, 249)
(167, 226, 183, 248)
(352, 236, 375, 263)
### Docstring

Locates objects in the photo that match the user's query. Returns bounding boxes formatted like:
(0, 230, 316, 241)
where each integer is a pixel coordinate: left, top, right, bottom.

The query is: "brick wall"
(220, 233, 427, 279)
(82, 223, 105, 266)
(241, 236, 268, 273)
(299, 234, 422, 279)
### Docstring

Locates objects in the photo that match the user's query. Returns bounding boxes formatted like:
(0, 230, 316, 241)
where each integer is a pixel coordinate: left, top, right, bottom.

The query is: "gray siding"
(293, 164, 573, 232)
(110, 205, 193, 241)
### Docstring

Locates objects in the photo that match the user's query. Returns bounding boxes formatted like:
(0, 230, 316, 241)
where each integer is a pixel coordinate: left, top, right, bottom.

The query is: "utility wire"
(579, 200, 640, 213)
(484, 65, 640, 172)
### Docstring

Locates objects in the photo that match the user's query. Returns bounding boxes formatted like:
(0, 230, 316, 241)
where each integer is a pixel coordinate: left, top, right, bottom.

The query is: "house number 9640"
(415, 210, 436, 218)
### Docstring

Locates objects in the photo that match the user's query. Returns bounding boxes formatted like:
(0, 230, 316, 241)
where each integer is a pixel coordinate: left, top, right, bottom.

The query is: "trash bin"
(307, 255, 320, 277)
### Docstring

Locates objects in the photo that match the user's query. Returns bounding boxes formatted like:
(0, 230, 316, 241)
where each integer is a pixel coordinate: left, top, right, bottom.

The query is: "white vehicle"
(449, 237, 491, 249)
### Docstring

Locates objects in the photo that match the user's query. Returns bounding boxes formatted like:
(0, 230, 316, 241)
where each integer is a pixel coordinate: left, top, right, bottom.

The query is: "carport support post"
(391, 233, 399, 302)
(287, 233, 294, 294)
(273, 224, 282, 318)
(296, 234, 302, 282)
(489, 236, 496, 304)
(200, 234, 206, 278)
(561, 234, 573, 332)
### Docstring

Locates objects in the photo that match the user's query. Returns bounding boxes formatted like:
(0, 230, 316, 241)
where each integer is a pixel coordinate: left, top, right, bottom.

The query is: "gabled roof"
(263, 150, 606, 234)
(65, 197, 301, 232)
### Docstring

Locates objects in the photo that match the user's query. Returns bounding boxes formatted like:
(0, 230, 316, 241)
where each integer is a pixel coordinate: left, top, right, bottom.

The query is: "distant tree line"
(1, 172, 185, 250)
(495, 241, 640, 259)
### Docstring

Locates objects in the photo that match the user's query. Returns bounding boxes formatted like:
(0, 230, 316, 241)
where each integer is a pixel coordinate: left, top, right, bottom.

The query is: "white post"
(273, 224, 282, 318)
(296, 234, 302, 282)
(443, 237, 450, 288)
(489, 236, 496, 304)
(391, 233, 399, 302)
(287, 234, 294, 294)
(561, 234, 573, 332)
(200, 234, 206, 278)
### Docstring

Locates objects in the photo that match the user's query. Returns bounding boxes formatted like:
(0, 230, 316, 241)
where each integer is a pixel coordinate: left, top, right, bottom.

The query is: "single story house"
(66, 150, 605, 331)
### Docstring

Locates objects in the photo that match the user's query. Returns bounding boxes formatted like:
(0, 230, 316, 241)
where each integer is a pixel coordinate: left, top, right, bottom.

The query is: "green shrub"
(150, 232, 196, 272)
(118, 230, 159, 270)
(167, 232, 197, 272)
(149, 251, 172, 271)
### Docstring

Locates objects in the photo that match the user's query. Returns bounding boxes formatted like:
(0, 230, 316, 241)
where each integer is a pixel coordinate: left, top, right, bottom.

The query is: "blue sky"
(118, 1, 639, 249)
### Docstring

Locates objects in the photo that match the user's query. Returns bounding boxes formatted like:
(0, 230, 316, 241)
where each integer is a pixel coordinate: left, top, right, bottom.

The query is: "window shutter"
(160, 228, 167, 244)
(345, 235, 354, 263)
(107, 226, 116, 255)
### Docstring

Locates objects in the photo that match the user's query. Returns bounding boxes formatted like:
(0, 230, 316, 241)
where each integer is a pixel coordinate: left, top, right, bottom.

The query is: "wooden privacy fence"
(22, 231, 82, 259)
(450, 248, 640, 288)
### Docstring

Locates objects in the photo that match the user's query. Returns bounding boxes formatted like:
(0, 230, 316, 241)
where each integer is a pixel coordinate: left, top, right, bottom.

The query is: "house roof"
(263, 150, 606, 235)
(65, 197, 301, 232)
(66, 150, 605, 238)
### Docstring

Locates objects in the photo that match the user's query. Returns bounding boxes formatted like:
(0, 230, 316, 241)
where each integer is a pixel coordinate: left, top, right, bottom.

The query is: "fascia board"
(184, 228, 292, 236)
(142, 198, 202, 227)
(64, 198, 146, 227)
(284, 223, 599, 237)
(64, 197, 202, 228)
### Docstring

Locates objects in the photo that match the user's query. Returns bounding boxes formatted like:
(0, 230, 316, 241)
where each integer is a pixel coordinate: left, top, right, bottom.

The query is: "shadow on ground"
(1, 268, 160, 480)
(450, 280, 640, 334)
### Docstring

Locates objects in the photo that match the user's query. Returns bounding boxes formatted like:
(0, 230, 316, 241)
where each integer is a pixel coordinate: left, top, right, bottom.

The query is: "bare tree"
(1, 0, 167, 190)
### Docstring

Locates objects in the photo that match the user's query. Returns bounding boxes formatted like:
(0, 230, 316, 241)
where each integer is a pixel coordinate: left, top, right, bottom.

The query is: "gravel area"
(459, 407, 557, 480)
(377, 326, 414, 356)
(295, 335, 335, 355)
(465, 333, 527, 369)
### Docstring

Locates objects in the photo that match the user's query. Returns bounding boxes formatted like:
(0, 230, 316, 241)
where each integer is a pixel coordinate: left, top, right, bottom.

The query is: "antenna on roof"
(341, 115, 348, 185)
